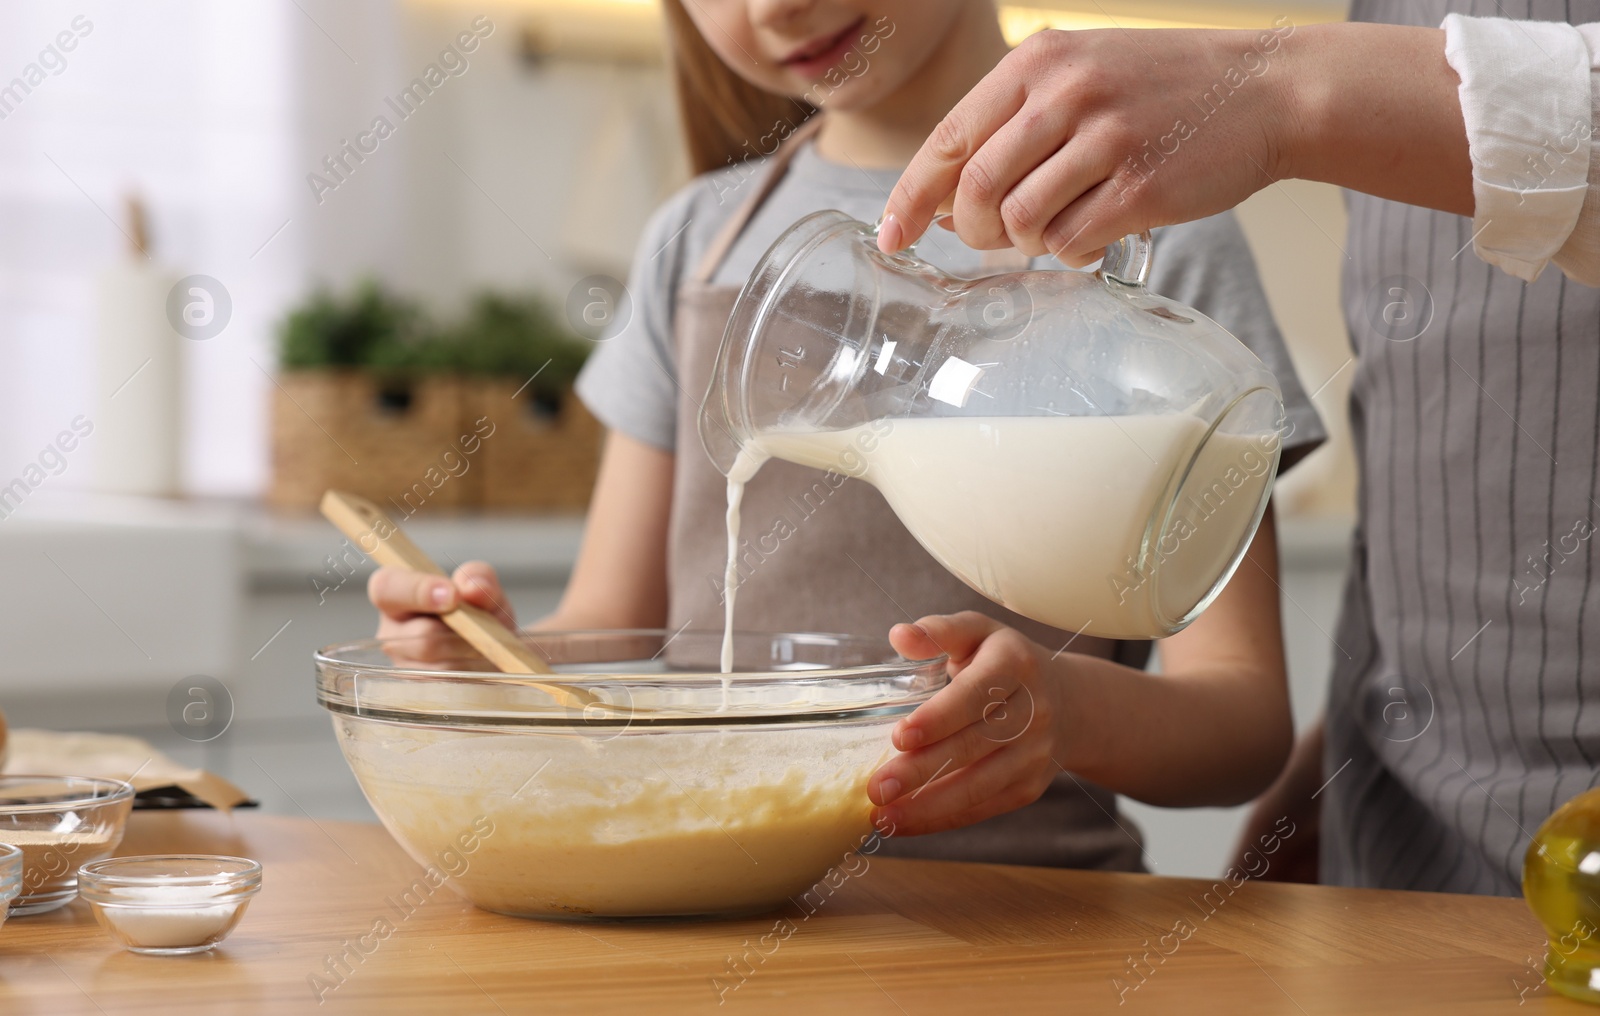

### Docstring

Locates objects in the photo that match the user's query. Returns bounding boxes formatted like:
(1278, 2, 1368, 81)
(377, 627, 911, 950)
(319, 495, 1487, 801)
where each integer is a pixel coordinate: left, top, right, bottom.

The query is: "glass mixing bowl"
(316, 629, 946, 920)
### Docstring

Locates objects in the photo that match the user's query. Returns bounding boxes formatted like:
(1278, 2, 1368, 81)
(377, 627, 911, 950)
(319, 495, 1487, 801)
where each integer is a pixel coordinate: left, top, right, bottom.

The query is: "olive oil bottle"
(1525, 786, 1600, 1005)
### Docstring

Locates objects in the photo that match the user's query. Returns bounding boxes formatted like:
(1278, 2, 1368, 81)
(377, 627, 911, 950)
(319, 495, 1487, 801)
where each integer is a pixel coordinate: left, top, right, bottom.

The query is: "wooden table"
(0, 811, 1584, 1014)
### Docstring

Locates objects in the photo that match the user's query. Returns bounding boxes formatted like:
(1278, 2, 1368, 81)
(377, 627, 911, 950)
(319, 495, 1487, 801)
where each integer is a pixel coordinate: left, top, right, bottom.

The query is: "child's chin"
(790, 75, 881, 113)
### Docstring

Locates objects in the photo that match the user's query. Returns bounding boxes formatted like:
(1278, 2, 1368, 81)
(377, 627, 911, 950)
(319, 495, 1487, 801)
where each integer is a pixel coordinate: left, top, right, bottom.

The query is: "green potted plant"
(268, 282, 600, 513)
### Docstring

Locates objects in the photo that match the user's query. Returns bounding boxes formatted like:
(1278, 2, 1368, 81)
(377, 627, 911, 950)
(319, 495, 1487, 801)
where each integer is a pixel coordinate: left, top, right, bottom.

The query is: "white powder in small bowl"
(78, 856, 261, 955)
(89, 886, 247, 951)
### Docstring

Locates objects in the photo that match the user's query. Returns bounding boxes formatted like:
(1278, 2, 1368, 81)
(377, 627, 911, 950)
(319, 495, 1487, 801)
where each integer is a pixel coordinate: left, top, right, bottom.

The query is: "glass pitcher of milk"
(701, 210, 1286, 641)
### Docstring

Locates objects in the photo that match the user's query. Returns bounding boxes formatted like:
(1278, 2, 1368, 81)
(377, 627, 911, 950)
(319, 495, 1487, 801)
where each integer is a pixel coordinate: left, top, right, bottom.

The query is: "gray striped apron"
(1327, 0, 1600, 895)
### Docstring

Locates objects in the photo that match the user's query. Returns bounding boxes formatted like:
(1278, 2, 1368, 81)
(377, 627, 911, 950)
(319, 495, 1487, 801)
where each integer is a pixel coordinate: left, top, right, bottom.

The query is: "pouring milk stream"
(709, 212, 1287, 672)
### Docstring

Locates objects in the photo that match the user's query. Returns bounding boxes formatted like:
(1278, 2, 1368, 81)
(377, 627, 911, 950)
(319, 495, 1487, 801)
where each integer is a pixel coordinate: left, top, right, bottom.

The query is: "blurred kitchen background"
(0, 0, 1355, 877)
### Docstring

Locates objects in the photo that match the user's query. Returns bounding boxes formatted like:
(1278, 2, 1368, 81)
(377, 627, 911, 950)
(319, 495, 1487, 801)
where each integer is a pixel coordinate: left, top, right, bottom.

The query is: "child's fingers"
(892, 623, 1037, 752)
(375, 615, 459, 664)
(870, 718, 1010, 806)
(888, 622, 944, 662)
(892, 665, 1020, 753)
(879, 785, 1038, 838)
(452, 561, 515, 626)
(368, 566, 455, 618)
(890, 611, 1007, 669)
(872, 747, 1043, 836)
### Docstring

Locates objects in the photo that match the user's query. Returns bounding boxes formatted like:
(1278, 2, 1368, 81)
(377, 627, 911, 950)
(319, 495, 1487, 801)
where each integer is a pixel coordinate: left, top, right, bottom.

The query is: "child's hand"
(367, 561, 516, 664)
(869, 612, 1065, 837)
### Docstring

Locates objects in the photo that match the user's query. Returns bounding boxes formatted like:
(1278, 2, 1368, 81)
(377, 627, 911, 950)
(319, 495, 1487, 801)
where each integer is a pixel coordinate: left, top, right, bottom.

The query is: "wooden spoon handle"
(319, 490, 565, 683)
(319, 490, 446, 577)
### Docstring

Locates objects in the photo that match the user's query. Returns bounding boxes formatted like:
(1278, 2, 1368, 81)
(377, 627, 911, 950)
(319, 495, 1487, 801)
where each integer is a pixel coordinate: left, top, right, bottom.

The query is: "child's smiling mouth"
(778, 15, 868, 78)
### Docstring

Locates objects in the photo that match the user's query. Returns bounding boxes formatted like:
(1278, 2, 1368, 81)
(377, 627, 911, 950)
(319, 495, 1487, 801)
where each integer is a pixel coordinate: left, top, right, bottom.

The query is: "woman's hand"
(367, 560, 516, 665)
(877, 26, 1298, 265)
(869, 612, 1067, 837)
(878, 23, 1470, 264)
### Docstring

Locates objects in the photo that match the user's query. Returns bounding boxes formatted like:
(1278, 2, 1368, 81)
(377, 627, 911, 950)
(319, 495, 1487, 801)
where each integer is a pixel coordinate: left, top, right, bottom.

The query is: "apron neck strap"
(690, 114, 826, 286)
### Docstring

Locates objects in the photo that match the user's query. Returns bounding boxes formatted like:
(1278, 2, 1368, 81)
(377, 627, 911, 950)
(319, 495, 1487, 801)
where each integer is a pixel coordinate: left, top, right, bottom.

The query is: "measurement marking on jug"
(776, 345, 805, 391)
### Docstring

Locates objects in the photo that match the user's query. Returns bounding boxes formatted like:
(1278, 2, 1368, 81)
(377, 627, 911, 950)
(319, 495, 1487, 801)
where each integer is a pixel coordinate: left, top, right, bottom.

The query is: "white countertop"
(1, 490, 588, 579)
(243, 508, 586, 586)
(0, 492, 586, 689)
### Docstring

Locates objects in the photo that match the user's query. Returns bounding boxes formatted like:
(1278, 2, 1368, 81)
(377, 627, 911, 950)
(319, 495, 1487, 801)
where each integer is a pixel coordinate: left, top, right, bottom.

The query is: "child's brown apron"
(665, 119, 1145, 871)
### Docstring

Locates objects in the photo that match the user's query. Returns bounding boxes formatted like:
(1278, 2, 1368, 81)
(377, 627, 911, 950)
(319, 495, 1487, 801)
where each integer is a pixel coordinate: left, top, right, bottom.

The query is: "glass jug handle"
(1099, 231, 1153, 289)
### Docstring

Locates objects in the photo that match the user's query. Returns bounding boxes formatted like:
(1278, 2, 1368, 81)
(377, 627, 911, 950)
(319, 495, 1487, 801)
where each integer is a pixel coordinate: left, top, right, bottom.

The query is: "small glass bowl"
(0, 844, 22, 930)
(78, 855, 262, 955)
(0, 776, 134, 915)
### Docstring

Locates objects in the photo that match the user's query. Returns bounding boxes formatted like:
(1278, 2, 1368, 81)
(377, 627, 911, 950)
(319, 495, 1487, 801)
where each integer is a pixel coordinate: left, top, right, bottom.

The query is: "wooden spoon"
(319, 490, 601, 710)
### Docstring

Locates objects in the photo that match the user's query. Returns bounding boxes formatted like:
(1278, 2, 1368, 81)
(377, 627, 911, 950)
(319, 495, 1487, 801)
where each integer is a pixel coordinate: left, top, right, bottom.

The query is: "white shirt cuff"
(1442, 13, 1593, 282)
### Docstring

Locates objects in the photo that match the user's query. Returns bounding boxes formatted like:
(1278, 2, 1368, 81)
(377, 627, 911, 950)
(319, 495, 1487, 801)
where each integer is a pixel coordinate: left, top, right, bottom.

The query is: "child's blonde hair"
(660, 0, 817, 175)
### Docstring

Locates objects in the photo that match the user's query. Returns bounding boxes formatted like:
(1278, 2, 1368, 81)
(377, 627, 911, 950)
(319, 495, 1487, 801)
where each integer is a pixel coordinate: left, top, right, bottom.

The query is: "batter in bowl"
(338, 719, 886, 918)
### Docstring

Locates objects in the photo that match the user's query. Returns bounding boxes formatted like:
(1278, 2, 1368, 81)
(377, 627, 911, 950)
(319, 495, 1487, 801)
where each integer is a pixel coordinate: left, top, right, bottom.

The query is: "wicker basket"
(267, 371, 601, 513)
(471, 379, 604, 512)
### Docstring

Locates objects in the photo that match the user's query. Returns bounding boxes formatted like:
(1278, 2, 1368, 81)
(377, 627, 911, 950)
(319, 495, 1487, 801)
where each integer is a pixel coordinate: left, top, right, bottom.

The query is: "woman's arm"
(877, 23, 1472, 264)
(1283, 24, 1472, 216)
(533, 429, 675, 631)
(871, 506, 1293, 835)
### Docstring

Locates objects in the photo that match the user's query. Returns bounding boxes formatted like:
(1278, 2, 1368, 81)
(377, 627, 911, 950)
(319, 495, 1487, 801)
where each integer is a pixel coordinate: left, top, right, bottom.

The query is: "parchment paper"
(2, 729, 250, 812)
